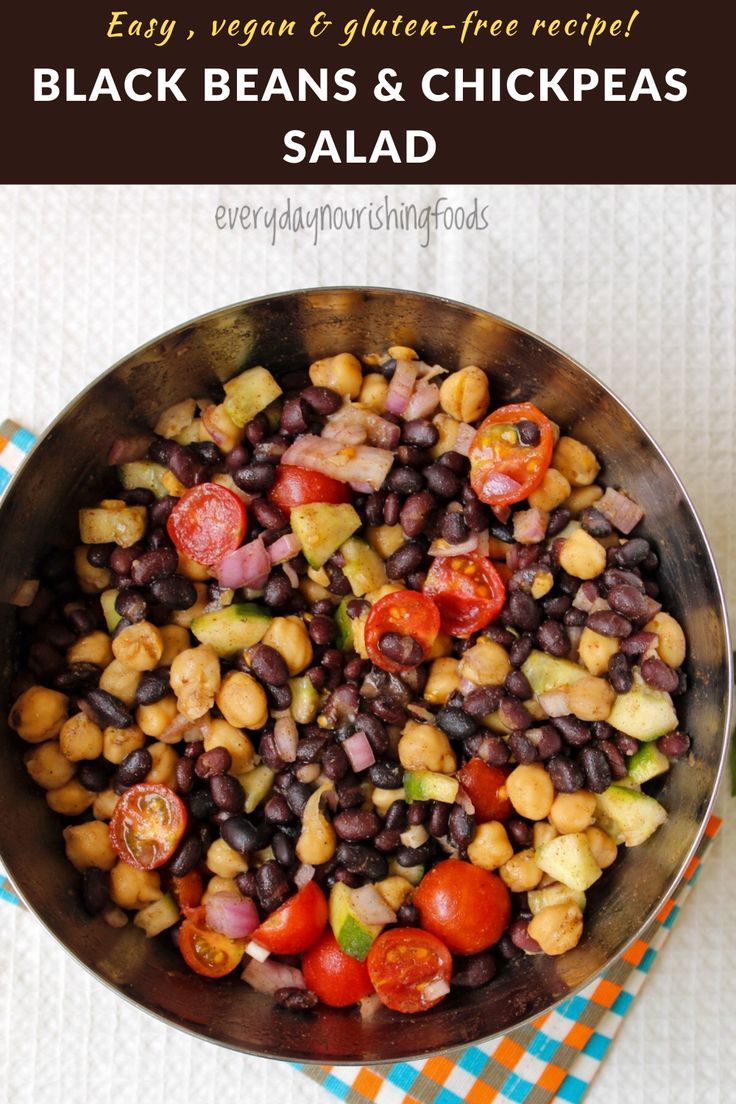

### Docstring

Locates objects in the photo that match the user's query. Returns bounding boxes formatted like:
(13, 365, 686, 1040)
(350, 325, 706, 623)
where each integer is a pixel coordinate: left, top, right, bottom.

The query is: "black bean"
(611, 732, 638, 758)
(618, 633, 654, 660)
(434, 706, 475, 741)
(87, 543, 114, 568)
(115, 748, 153, 788)
(506, 634, 533, 669)
(301, 385, 342, 415)
(64, 604, 98, 635)
(323, 562, 350, 597)
(542, 595, 571, 621)
(563, 607, 587, 628)
(335, 843, 387, 880)
(607, 585, 649, 622)
(249, 499, 287, 533)
(275, 987, 319, 1012)
(53, 663, 101, 695)
(586, 610, 631, 639)
(464, 686, 502, 717)
(130, 548, 178, 587)
(451, 951, 497, 989)
(580, 508, 613, 537)
(551, 715, 591, 747)
(149, 576, 197, 611)
(385, 541, 425, 581)
(505, 670, 532, 700)
(438, 511, 468, 545)
(417, 803, 449, 842)
(509, 917, 541, 953)
(194, 748, 230, 781)
(354, 713, 390, 756)
(210, 773, 244, 812)
(482, 625, 515, 648)
(167, 835, 202, 878)
(388, 467, 424, 496)
(173, 758, 194, 794)
(379, 491, 398, 527)
(402, 419, 439, 448)
(448, 804, 475, 849)
(617, 538, 650, 566)
(171, 445, 206, 487)
(527, 724, 563, 760)
(295, 736, 326, 766)
(507, 817, 533, 848)
(190, 440, 222, 466)
(189, 789, 217, 820)
(396, 840, 435, 867)
(256, 860, 291, 912)
(86, 689, 133, 728)
(508, 731, 538, 764)
(263, 794, 293, 825)
(502, 592, 542, 632)
(234, 872, 258, 899)
(369, 699, 407, 726)
(135, 671, 169, 706)
(398, 490, 435, 538)
(369, 761, 404, 789)
(81, 868, 109, 915)
(425, 463, 460, 499)
(407, 801, 427, 826)
(396, 902, 421, 926)
(657, 730, 691, 758)
(77, 758, 112, 791)
(595, 739, 627, 781)
(306, 614, 333, 647)
(536, 619, 570, 657)
(384, 800, 408, 831)
(233, 462, 277, 493)
(279, 397, 309, 436)
(285, 782, 312, 818)
(607, 652, 633, 694)
(546, 507, 571, 538)
(396, 445, 428, 469)
(499, 696, 532, 731)
(463, 496, 489, 533)
(364, 491, 386, 526)
(377, 357, 397, 379)
(266, 684, 292, 712)
(641, 656, 680, 692)
(272, 831, 296, 869)
(516, 419, 541, 446)
(547, 754, 584, 792)
(578, 745, 612, 792)
(114, 589, 148, 623)
(333, 809, 382, 842)
(261, 571, 291, 609)
(221, 815, 260, 854)
(344, 657, 369, 683)
(315, 744, 346, 784)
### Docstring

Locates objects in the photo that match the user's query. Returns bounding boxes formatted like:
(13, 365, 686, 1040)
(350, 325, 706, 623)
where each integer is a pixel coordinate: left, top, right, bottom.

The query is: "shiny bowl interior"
(0, 288, 731, 1063)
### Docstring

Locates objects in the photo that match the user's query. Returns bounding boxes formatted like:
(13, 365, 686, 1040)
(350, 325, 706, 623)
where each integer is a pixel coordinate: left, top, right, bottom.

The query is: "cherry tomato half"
(469, 403, 554, 506)
(250, 881, 327, 955)
(167, 482, 247, 566)
(179, 906, 246, 979)
(364, 590, 441, 674)
(269, 464, 352, 512)
(456, 759, 512, 823)
(414, 859, 511, 955)
(302, 929, 374, 1008)
(110, 783, 188, 871)
(423, 554, 506, 638)
(366, 928, 452, 1014)
(170, 870, 204, 912)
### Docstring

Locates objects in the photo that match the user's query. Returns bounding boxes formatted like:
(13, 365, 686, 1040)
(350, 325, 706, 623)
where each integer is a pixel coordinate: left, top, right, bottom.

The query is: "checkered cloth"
(0, 419, 724, 1104)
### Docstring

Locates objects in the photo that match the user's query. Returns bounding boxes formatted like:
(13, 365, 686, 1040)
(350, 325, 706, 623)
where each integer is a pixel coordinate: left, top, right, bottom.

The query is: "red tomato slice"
(110, 783, 188, 871)
(250, 881, 327, 955)
(179, 906, 246, 979)
(456, 759, 512, 823)
(364, 590, 441, 673)
(269, 464, 352, 512)
(170, 870, 204, 912)
(469, 403, 554, 506)
(414, 859, 511, 955)
(167, 483, 247, 565)
(302, 929, 374, 1007)
(366, 928, 452, 1014)
(423, 554, 506, 638)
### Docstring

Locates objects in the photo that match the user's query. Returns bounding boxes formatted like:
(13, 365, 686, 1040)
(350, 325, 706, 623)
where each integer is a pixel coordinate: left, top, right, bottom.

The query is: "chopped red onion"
(200, 404, 234, 450)
(242, 957, 305, 994)
(417, 362, 448, 381)
(475, 530, 490, 558)
(403, 380, 440, 421)
(273, 716, 298, 763)
(281, 435, 394, 492)
(107, 434, 154, 465)
(422, 978, 451, 1003)
(322, 418, 368, 446)
(590, 596, 611, 613)
(407, 703, 436, 722)
(454, 422, 477, 457)
(294, 863, 316, 889)
(343, 730, 376, 772)
(429, 533, 479, 557)
(349, 480, 376, 494)
(385, 360, 418, 415)
(216, 538, 270, 589)
(359, 993, 383, 1020)
(267, 533, 302, 565)
(9, 579, 39, 607)
(324, 407, 401, 450)
(244, 939, 270, 962)
(283, 561, 300, 588)
(513, 507, 549, 545)
(455, 785, 476, 815)
(567, 625, 583, 659)
(538, 688, 571, 717)
(206, 893, 260, 940)
(349, 884, 396, 927)
(572, 581, 599, 612)
(492, 504, 512, 525)
(596, 487, 644, 534)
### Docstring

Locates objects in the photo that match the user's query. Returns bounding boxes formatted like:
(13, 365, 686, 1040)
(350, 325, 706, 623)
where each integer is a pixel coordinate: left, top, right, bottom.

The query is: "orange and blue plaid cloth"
(0, 419, 725, 1104)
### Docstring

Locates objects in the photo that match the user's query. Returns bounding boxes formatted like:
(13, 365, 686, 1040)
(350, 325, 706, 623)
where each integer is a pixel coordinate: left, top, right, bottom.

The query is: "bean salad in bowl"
(9, 344, 691, 1016)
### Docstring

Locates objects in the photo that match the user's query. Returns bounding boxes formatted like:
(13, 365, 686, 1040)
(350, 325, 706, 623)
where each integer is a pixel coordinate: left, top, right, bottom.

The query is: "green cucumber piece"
(528, 883, 587, 915)
(536, 832, 602, 892)
(521, 649, 588, 695)
(289, 675, 321, 724)
(606, 669, 678, 741)
(329, 882, 381, 961)
(595, 784, 668, 847)
(133, 893, 180, 937)
(118, 461, 169, 500)
(290, 502, 361, 569)
(335, 597, 354, 652)
(403, 770, 459, 804)
(388, 858, 424, 885)
(223, 367, 283, 428)
(340, 537, 387, 597)
(100, 589, 121, 632)
(626, 744, 670, 785)
(191, 602, 271, 657)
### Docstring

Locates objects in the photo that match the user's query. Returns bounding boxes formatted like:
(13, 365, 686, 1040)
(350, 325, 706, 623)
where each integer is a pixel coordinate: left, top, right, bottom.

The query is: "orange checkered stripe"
(299, 815, 722, 1104)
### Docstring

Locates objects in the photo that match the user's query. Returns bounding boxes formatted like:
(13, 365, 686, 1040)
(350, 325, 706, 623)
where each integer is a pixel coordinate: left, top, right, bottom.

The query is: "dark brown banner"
(3, 1, 734, 182)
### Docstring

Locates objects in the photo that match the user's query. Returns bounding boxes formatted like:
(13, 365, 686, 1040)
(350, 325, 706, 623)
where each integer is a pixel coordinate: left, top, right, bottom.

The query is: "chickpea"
(47, 779, 95, 816)
(558, 528, 607, 580)
(262, 616, 313, 676)
(430, 413, 461, 457)
(467, 822, 514, 871)
(398, 721, 456, 774)
(110, 860, 162, 909)
(567, 676, 615, 722)
(459, 637, 511, 687)
(112, 621, 164, 673)
(159, 624, 192, 667)
(427, 632, 453, 660)
(585, 826, 619, 870)
(204, 718, 255, 774)
(376, 876, 413, 912)
(24, 741, 76, 790)
(9, 686, 68, 743)
(216, 671, 267, 730)
(145, 742, 178, 788)
(528, 468, 572, 512)
(136, 696, 178, 738)
(74, 546, 112, 594)
(67, 631, 113, 668)
(360, 374, 389, 412)
(533, 821, 558, 849)
(527, 902, 584, 956)
(177, 553, 211, 582)
(59, 712, 104, 762)
(578, 628, 619, 676)
(499, 848, 544, 892)
(300, 577, 337, 607)
(387, 345, 418, 361)
(552, 437, 600, 487)
(372, 787, 405, 816)
(424, 658, 461, 705)
(296, 783, 337, 864)
(63, 821, 117, 872)
(506, 764, 555, 821)
(645, 612, 686, 669)
(99, 659, 141, 706)
(530, 570, 555, 600)
(309, 353, 362, 399)
(550, 791, 597, 834)
(93, 788, 119, 821)
(200, 402, 245, 454)
(367, 524, 406, 560)
(103, 723, 145, 764)
(170, 644, 221, 721)
(170, 582, 208, 628)
(439, 366, 490, 423)
(206, 838, 249, 878)
(565, 485, 604, 516)
(202, 876, 241, 903)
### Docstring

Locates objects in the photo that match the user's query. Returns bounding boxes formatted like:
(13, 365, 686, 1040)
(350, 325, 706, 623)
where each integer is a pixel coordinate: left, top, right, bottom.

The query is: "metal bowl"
(0, 288, 731, 1063)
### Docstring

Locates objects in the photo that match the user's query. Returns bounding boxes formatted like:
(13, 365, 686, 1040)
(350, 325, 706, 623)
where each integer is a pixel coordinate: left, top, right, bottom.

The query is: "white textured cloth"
(0, 184, 734, 1104)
